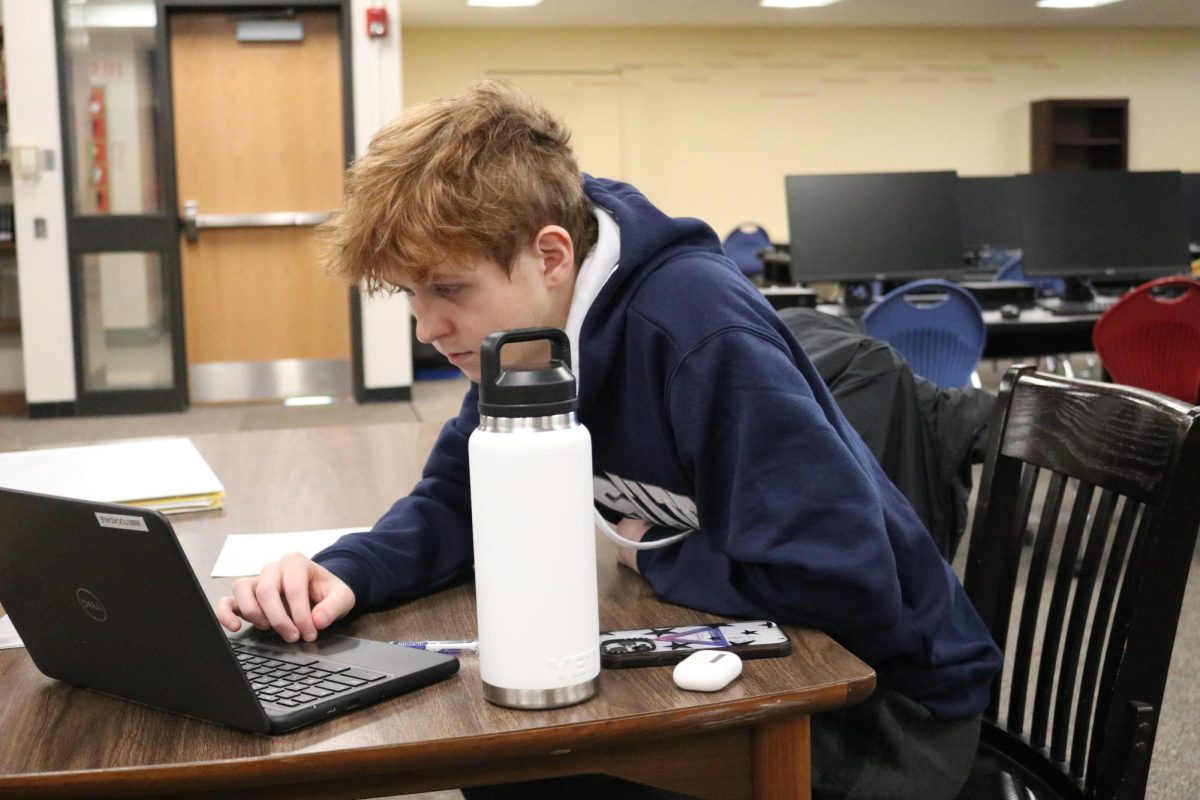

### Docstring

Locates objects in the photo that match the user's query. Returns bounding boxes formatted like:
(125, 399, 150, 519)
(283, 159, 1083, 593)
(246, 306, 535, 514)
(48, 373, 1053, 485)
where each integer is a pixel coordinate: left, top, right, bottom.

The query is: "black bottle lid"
(477, 328, 578, 418)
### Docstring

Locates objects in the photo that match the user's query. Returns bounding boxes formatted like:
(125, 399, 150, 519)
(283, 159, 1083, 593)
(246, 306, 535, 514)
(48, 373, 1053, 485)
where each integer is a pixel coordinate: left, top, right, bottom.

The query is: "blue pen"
(393, 639, 479, 654)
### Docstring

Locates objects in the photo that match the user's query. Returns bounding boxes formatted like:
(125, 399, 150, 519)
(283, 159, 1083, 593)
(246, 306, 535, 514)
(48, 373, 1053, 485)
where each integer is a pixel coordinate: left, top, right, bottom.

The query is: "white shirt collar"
(564, 205, 620, 391)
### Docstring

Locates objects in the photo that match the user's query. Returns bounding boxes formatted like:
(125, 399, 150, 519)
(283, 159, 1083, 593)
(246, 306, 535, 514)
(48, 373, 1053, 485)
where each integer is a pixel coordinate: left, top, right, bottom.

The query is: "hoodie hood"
(577, 176, 730, 414)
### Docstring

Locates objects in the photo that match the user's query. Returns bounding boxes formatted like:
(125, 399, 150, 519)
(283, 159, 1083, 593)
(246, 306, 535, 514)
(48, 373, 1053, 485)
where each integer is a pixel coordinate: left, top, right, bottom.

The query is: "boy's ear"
(532, 225, 575, 286)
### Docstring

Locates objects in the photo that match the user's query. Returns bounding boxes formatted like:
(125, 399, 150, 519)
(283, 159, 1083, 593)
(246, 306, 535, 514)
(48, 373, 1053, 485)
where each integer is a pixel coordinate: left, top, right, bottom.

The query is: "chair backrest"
(994, 254, 1026, 282)
(722, 223, 772, 278)
(963, 366, 1200, 800)
(993, 254, 1067, 295)
(861, 279, 986, 388)
(1092, 276, 1200, 404)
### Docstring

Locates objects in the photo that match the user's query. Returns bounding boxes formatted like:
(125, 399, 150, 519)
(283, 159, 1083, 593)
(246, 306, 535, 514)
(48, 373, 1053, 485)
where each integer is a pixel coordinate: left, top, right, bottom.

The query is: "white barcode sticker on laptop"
(95, 512, 150, 532)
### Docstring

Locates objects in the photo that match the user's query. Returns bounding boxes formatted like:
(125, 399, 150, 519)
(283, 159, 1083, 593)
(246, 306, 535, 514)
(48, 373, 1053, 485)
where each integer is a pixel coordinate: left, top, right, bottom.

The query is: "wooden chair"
(957, 366, 1200, 800)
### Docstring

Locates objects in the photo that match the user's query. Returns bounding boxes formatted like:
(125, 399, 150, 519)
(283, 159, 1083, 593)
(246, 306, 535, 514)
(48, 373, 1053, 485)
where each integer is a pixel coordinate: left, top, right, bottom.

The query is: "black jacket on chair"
(779, 307, 995, 561)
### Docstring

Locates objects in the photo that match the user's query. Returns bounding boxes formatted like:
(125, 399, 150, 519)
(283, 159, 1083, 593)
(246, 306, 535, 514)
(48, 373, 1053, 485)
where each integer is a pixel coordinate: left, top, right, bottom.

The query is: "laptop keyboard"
(230, 640, 388, 708)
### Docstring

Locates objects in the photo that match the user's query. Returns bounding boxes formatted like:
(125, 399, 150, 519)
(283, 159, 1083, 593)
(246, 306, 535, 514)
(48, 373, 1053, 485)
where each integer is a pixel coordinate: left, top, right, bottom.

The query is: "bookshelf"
(1031, 98, 1129, 173)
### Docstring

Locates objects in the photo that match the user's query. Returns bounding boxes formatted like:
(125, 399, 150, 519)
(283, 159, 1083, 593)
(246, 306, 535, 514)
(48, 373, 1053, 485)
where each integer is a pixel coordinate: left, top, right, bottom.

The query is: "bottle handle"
(479, 328, 572, 393)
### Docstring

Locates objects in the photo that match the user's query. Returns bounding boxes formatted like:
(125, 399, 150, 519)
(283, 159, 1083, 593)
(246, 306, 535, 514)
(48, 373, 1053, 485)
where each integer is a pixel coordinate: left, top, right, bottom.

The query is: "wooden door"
(170, 11, 349, 366)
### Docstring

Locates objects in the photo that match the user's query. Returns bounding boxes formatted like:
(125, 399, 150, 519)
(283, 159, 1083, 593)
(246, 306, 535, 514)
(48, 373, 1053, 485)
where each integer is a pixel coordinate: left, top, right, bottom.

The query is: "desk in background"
(814, 302, 1101, 360)
(760, 241, 1105, 358)
(760, 250, 794, 285)
(980, 306, 1098, 358)
(759, 284, 818, 311)
(0, 423, 874, 800)
(744, 251, 819, 310)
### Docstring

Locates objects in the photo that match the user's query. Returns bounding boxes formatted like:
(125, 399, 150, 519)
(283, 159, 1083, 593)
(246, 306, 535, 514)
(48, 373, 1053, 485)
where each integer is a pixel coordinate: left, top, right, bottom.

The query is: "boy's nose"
(413, 311, 451, 345)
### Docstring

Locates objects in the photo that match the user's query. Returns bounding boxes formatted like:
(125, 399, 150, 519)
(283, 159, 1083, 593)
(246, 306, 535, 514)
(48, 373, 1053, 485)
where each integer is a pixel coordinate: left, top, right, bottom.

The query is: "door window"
(58, 0, 186, 413)
(80, 251, 174, 392)
(62, 0, 162, 216)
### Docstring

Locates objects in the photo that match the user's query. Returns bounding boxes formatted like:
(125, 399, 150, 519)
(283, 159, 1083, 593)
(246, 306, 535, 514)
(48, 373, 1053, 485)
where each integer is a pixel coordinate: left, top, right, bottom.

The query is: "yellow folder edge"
(120, 491, 226, 515)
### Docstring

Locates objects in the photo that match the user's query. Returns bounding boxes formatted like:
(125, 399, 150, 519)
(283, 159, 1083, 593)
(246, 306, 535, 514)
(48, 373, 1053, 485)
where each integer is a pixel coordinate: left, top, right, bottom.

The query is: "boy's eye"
(433, 284, 463, 298)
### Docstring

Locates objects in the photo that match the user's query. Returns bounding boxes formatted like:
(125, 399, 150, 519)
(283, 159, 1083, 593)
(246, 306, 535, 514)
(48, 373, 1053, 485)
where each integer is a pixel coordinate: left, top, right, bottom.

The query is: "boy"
(217, 81, 1001, 800)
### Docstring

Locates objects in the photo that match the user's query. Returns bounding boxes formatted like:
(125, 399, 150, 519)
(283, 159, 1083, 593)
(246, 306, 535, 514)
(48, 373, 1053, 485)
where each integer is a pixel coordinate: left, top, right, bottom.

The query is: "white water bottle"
(468, 328, 600, 709)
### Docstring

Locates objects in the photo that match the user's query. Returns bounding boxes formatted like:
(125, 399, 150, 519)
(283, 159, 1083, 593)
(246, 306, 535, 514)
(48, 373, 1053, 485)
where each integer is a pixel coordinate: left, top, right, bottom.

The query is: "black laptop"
(0, 487, 459, 734)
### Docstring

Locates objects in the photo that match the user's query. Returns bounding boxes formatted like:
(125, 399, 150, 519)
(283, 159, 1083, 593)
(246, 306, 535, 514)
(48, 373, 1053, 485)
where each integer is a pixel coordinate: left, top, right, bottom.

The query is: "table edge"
(0, 672, 876, 798)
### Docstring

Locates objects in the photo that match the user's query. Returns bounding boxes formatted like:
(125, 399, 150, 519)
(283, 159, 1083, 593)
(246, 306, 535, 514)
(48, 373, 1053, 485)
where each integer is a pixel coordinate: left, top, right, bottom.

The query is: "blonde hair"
(321, 81, 597, 294)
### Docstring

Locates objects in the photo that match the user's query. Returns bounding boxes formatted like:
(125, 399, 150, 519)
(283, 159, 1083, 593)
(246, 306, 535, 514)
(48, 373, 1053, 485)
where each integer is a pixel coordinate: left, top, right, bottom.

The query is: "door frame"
(53, 0, 357, 415)
(158, 0, 358, 401)
(54, 1, 193, 414)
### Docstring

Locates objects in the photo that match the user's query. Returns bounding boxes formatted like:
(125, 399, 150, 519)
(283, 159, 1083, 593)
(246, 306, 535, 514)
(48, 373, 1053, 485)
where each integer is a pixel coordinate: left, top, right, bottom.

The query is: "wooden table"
(0, 423, 875, 800)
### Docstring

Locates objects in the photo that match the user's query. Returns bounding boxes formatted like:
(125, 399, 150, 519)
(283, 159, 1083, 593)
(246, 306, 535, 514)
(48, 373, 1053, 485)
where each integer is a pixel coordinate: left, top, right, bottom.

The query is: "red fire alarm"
(366, 6, 388, 38)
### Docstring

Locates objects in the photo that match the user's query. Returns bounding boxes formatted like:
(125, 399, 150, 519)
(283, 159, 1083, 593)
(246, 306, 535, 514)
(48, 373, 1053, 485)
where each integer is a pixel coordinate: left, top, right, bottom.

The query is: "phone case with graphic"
(599, 620, 791, 668)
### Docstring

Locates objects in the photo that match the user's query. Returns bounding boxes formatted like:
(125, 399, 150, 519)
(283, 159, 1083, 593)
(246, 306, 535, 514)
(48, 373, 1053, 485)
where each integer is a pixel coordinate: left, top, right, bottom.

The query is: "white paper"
(210, 528, 365, 577)
(0, 614, 23, 650)
(0, 437, 225, 511)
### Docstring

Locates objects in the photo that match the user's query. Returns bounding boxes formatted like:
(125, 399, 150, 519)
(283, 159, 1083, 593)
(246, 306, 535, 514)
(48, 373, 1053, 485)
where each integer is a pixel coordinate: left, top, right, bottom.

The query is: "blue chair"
(863, 279, 986, 388)
(992, 253, 1024, 281)
(722, 224, 772, 279)
(994, 254, 1066, 296)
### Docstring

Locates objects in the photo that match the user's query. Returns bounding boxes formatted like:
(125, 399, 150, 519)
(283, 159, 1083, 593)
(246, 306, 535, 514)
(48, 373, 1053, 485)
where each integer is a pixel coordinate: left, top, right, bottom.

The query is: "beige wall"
(403, 25, 1200, 241)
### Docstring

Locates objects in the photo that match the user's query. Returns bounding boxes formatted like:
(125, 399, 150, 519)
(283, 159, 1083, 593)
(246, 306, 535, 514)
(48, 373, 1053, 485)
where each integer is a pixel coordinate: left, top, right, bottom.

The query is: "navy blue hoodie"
(314, 177, 1002, 721)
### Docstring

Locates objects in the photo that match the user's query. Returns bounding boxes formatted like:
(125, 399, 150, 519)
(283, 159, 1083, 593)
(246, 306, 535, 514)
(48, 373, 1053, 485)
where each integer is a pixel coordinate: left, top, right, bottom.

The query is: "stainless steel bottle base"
(482, 677, 599, 709)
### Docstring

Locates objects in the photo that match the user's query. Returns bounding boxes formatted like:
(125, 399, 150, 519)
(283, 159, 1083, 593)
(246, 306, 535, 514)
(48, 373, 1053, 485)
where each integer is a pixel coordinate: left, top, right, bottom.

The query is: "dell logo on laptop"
(76, 588, 108, 622)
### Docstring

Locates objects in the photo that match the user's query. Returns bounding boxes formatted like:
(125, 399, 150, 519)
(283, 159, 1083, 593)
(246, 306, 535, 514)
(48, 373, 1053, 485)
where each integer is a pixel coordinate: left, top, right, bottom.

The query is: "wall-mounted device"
(10, 145, 42, 180)
(366, 6, 389, 38)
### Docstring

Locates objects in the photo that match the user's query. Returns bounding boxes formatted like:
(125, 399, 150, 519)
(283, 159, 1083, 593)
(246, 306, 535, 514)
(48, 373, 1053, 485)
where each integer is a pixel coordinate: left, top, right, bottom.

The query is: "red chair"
(1092, 277, 1200, 404)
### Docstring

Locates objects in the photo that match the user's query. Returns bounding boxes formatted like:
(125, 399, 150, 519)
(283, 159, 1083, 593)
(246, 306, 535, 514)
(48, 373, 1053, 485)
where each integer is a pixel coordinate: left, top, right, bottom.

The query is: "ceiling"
(399, 0, 1200, 29)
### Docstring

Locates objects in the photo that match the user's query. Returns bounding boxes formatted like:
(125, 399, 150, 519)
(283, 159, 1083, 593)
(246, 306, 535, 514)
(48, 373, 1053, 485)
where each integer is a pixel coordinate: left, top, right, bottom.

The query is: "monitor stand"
(1059, 276, 1097, 302)
(1037, 276, 1105, 316)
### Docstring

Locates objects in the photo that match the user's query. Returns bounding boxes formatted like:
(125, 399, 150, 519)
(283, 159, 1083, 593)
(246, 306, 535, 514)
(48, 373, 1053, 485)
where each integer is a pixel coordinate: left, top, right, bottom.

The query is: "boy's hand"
(614, 517, 651, 573)
(216, 553, 356, 643)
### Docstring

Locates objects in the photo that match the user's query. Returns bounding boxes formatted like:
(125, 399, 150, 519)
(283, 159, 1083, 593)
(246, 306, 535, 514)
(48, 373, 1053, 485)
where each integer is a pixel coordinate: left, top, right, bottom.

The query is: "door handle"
(181, 199, 332, 244)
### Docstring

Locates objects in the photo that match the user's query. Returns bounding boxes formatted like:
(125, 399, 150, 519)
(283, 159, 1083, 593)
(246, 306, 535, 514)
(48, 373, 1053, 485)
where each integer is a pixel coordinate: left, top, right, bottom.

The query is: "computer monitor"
(1182, 172, 1200, 246)
(785, 171, 965, 287)
(958, 176, 1021, 254)
(1013, 171, 1191, 288)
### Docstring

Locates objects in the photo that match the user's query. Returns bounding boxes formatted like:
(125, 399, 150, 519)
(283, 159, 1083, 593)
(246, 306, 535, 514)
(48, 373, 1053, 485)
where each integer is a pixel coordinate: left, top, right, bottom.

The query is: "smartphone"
(599, 620, 791, 668)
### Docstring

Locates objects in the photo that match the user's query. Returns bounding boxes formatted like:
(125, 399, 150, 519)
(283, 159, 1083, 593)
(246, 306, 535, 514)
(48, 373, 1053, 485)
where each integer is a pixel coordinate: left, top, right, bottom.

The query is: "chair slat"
(1007, 469, 1067, 734)
(1075, 498, 1142, 779)
(983, 461, 1042, 721)
(1087, 508, 1155, 791)
(1031, 480, 1095, 750)
(1051, 489, 1118, 763)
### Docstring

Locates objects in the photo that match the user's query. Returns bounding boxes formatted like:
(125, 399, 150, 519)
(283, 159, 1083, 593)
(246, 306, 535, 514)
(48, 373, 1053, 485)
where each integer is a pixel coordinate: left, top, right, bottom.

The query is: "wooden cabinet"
(1031, 98, 1128, 172)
